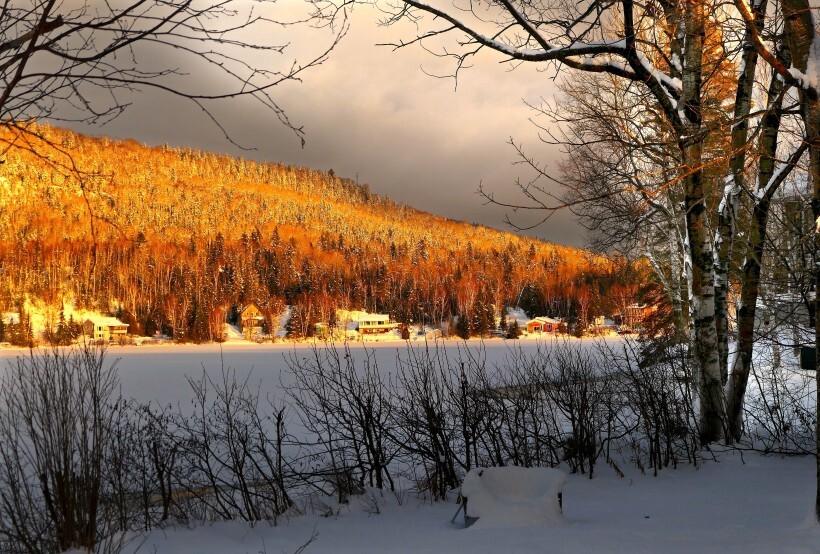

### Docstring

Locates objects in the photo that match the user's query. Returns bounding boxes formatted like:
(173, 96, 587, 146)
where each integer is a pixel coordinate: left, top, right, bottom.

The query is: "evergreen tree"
(519, 285, 542, 318)
(499, 312, 508, 332)
(286, 305, 305, 339)
(473, 302, 490, 337)
(68, 315, 83, 342)
(455, 314, 470, 339)
(8, 308, 33, 347)
(56, 307, 71, 345)
(507, 319, 521, 339)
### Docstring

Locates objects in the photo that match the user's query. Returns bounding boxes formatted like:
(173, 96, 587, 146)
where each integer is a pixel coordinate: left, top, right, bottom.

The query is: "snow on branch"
(755, 142, 809, 202)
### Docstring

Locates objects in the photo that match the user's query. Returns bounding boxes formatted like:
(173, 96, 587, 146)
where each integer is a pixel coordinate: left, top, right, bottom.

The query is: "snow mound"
(223, 324, 244, 341)
(461, 466, 566, 529)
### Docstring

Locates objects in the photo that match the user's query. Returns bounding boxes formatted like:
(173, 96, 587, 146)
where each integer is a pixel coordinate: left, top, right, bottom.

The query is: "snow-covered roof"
(350, 312, 391, 322)
(505, 307, 529, 324)
(85, 316, 128, 327)
(241, 303, 262, 315)
(528, 316, 560, 325)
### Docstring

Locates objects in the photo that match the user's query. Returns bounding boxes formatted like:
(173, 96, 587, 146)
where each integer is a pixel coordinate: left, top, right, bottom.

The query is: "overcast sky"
(66, 1, 584, 247)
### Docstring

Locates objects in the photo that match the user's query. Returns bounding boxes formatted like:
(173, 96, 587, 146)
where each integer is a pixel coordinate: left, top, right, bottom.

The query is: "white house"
(346, 312, 399, 335)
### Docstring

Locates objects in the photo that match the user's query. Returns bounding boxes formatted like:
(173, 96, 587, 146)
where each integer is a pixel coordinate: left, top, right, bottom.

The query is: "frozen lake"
(0, 337, 619, 407)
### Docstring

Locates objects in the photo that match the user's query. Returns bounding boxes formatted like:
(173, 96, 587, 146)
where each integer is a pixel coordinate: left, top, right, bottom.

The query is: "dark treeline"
(0, 124, 642, 341)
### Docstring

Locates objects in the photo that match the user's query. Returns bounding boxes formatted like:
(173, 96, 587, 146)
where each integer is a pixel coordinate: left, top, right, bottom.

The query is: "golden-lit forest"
(0, 124, 640, 342)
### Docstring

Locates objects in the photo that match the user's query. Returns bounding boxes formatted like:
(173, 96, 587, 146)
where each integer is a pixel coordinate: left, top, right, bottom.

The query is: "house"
(621, 304, 658, 329)
(84, 317, 129, 342)
(526, 316, 561, 334)
(240, 303, 264, 332)
(2, 313, 19, 326)
(351, 312, 398, 334)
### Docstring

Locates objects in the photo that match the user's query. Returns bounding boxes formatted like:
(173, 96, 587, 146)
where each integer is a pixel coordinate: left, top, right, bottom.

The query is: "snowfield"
(118, 450, 819, 553)
(0, 337, 617, 406)
(1, 339, 818, 553)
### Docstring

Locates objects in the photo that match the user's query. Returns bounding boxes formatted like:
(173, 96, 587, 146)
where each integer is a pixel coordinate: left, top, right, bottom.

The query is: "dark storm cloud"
(67, 2, 585, 247)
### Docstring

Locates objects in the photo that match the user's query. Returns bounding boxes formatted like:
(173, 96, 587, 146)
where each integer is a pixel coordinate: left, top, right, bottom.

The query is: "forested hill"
(0, 124, 639, 342)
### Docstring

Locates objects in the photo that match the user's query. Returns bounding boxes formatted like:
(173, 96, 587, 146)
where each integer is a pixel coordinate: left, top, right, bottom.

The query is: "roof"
(527, 316, 560, 325)
(241, 303, 261, 315)
(85, 316, 128, 327)
(350, 312, 391, 321)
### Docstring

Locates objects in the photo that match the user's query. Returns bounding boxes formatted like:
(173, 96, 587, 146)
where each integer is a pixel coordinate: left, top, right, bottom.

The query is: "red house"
(622, 304, 657, 329)
(526, 316, 561, 334)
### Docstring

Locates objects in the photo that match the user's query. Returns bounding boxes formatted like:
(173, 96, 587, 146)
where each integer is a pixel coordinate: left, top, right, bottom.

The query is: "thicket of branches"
(1, 342, 809, 552)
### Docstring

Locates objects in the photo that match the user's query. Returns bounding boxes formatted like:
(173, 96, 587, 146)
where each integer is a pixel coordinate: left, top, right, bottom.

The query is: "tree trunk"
(726, 50, 789, 440)
(715, 0, 768, 390)
(679, 0, 725, 444)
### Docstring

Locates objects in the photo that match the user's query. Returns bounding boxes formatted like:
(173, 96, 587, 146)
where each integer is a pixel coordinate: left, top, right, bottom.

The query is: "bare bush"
(480, 345, 564, 469)
(106, 402, 181, 531)
(171, 366, 293, 523)
(603, 339, 699, 475)
(0, 347, 123, 553)
(389, 343, 469, 500)
(742, 335, 815, 454)
(285, 343, 397, 503)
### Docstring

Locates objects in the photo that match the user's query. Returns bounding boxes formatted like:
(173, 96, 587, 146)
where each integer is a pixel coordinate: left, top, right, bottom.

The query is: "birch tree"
(356, 0, 820, 515)
(735, 0, 820, 521)
(314, 0, 820, 450)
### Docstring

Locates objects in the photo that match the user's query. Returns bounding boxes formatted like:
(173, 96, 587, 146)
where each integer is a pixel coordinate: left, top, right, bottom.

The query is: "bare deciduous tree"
(0, 347, 121, 553)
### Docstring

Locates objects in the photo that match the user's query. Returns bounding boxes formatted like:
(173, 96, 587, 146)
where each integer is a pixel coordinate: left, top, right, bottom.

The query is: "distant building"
(621, 304, 657, 329)
(84, 317, 129, 341)
(351, 312, 398, 334)
(526, 316, 561, 334)
(240, 303, 264, 332)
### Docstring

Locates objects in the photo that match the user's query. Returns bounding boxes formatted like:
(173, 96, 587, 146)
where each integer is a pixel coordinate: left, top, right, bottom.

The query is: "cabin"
(621, 304, 657, 329)
(84, 317, 129, 342)
(352, 313, 398, 334)
(526, 316, 560, 334)
(240, 303, 264, 332)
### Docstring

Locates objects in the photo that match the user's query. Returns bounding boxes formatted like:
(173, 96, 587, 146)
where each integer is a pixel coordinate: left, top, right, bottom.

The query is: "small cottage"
(526, 316, 560, 334)
(240, 303, 264, 332)
(621, 304, 657, 329)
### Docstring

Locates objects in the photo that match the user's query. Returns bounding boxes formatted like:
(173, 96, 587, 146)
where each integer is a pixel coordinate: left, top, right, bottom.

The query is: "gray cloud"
(66, 2, 585, 247)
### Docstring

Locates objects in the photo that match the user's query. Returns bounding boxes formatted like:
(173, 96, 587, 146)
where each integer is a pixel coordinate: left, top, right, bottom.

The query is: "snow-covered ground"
(2, 339, 817, 553)
(119, 450, 819, 553)
(0, 337, 614, 406)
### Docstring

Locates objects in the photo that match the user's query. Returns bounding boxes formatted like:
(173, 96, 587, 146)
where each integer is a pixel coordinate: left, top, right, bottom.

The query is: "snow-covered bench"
(460, 466, 566, 528)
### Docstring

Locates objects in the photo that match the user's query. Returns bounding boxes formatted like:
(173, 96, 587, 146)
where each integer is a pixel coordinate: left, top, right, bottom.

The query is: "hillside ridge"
(0, 123, 639, 343)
